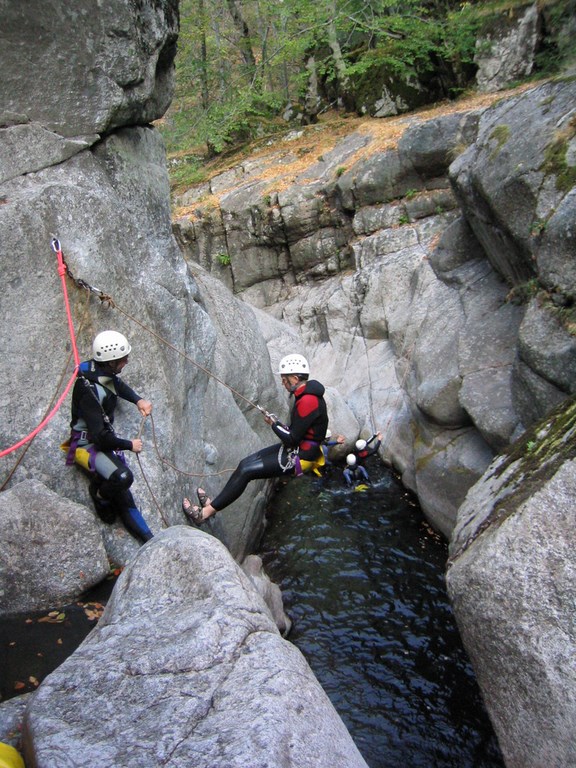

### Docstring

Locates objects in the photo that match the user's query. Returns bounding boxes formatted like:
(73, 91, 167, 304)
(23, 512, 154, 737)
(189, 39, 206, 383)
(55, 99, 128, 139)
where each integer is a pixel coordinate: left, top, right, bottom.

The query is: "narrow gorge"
(1, 1, 575, 766)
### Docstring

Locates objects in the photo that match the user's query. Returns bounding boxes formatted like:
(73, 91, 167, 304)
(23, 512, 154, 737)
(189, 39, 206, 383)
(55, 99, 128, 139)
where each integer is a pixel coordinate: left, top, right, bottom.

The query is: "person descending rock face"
(343, 453, 370, 488)
(183, 353, 329, 524)
(321, 429, 346, 468)
(65, 330, 154, 542)
(355, 432, 382, 465)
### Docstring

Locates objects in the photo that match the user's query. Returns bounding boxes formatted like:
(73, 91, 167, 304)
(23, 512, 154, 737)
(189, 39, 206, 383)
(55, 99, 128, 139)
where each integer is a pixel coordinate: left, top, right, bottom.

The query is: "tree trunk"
(198, 0, 210, 110)
(327, 0, 353, 110)
(226, 0, 258, 81)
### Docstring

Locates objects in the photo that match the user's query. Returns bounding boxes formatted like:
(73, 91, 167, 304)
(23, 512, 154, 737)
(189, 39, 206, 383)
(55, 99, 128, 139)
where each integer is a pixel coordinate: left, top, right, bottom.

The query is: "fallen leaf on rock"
(38, 611, 66, 624)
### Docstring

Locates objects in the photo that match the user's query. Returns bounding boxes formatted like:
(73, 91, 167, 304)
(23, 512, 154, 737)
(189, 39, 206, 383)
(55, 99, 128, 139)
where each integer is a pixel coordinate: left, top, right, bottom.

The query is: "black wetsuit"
(210, 379, 328, 512)
(68, 360, 152, 541)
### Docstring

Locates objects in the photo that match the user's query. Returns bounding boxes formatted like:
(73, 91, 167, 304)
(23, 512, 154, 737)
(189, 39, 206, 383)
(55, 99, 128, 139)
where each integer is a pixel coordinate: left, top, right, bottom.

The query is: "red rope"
(0, 240, 80, 458)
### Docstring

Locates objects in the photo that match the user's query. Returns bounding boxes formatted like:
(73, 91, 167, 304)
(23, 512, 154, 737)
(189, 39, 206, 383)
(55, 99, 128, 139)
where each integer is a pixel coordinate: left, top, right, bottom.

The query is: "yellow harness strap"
(299, 452, 326, 477)
(60, 440, 93, 471)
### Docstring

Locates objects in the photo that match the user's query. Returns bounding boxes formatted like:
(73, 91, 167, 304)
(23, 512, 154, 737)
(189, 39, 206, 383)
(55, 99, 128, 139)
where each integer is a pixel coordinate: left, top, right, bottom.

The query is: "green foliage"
(162, 0, 560, 168)
(166, 153, 207, 190)
(542, 117, 576, 193)
(488, 124, 510, 159)
(217, 252, 232, 266)
(506, 278, 540, 305)
(530, 218, 548, 237)
(506, 278, 576, 337)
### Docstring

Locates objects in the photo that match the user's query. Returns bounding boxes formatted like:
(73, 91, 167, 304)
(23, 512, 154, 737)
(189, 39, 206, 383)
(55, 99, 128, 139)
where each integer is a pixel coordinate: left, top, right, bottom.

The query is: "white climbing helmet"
(346, 453, 357, 467)
(277, 354, 309, 376)
(92, 330, 132, 362)
(355, 439, 367, 451)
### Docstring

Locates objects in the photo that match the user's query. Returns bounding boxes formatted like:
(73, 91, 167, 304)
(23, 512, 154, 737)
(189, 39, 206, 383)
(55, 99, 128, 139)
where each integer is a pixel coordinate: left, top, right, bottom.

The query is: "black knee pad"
(106, 466, 134, 494)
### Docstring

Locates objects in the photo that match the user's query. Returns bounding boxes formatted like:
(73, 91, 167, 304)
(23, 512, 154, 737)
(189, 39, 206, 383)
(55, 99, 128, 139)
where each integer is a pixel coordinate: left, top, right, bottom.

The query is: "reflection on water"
(260, 460, 504, 768)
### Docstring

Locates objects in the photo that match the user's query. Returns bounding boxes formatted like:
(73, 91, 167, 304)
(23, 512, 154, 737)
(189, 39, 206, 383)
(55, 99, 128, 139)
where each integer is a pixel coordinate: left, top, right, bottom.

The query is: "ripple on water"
(260, 460, 504, 768)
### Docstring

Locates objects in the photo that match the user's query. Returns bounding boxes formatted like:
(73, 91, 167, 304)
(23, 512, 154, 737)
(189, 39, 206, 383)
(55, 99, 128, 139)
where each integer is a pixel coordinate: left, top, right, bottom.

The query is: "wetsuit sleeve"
(76, 383, 133, 452)
(271, 420, 295, 446)
(366, 436, 382, 456)
(114, 377, 142, 404)
(271, 393, 320, 448)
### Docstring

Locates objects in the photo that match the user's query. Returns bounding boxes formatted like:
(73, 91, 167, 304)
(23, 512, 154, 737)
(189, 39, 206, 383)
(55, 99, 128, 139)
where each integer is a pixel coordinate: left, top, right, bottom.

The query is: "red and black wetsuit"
(356, 433, 382, 465)
(210, 379, 328, 512)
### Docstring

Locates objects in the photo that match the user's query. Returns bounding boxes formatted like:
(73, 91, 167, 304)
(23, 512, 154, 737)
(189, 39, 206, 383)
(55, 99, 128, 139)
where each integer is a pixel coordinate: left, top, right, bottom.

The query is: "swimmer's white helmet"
(346, 454, 357, 467)
(355, 439, 367, 451)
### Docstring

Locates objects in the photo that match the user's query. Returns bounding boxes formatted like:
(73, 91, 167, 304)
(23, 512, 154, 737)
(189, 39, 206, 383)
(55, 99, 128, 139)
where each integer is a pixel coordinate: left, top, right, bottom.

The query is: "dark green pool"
(260, 460, 504, 768)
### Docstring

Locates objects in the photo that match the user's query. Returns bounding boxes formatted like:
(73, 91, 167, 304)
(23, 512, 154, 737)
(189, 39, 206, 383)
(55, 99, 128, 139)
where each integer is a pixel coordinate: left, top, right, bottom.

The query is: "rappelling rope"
(351, 303, 378, 435)
(58, 253, 264, 414)
(57, 248, 275, 490)
(352, 247, 430, 454)
(0, 240, 81, 459)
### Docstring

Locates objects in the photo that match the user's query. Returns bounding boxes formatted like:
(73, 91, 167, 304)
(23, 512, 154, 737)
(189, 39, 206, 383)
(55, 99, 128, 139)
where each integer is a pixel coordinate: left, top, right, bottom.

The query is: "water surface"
(260, 460, 504, 768)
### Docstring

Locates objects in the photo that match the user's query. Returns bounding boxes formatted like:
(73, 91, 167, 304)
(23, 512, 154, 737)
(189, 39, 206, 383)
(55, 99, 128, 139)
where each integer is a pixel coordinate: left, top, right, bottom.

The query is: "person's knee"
(237, 454, 262, 477)
(237, 455, 252, 473)
(107, 466, 134, 494)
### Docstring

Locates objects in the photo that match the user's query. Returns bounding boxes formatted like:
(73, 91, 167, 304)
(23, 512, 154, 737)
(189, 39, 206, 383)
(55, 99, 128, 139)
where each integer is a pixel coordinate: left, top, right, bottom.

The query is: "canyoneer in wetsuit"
(343, 453, 370, 488)
(343, 431, 382, 487)
(354, 432, 382, 465)
(65, 330, 154, 542)
(182, 353, 328, 524)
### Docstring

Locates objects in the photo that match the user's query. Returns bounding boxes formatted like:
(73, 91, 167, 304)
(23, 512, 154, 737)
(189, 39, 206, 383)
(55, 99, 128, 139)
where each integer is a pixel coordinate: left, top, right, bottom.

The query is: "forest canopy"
(160, 0, 573, 163)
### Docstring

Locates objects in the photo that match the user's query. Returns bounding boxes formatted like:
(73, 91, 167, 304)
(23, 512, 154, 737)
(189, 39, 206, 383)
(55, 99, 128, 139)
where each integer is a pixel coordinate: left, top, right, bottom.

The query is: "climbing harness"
(276, 443, 326, 478)
(278, 445, 301, 475)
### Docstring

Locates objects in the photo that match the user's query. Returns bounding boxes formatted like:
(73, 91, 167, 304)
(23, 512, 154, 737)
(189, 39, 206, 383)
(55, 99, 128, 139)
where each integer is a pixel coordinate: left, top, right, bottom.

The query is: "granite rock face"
(23, 529, 369, 768)
(446, 396, 576, 767)
(0, 0, 179, 138)
(175, 80, 576, 537)
(0, 480, 109, 613)
(0, 0, 285, 567)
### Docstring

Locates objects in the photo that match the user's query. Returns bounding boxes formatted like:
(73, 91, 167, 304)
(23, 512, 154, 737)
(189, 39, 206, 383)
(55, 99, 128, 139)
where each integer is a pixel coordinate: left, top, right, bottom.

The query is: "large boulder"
(474, 3, 541, 92)
(0, 480, 109, 614)
(0, 0, 178, 138)
(450, 79, 576, 297)
(446, 395, 576, 767)
(23, 528, 369, 768)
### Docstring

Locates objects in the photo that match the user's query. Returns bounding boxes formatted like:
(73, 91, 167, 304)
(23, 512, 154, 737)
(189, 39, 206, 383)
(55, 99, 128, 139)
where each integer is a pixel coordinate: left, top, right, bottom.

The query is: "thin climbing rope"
(59, 252, 264, 414)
